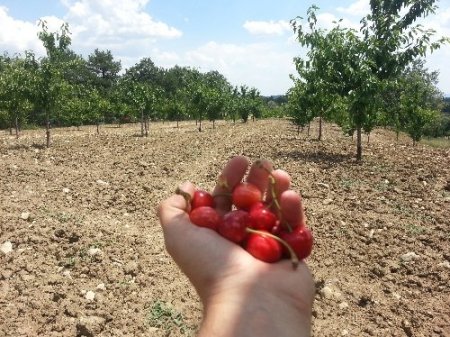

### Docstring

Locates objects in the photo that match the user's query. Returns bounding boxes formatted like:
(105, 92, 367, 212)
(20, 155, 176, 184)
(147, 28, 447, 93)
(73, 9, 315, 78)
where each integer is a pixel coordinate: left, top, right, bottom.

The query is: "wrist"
(198, 274, 312, 337)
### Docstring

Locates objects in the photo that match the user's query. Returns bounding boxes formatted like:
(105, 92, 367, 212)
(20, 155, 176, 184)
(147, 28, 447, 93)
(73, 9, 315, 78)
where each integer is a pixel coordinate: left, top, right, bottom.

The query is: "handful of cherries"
(178, 161, 313, 268)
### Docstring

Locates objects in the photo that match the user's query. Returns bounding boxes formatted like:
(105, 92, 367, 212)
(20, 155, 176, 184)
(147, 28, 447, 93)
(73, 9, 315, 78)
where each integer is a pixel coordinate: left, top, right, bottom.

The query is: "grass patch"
(403, 223, 427, 236)
(52, 211, 85, 225)
(420, 137, 450, 148)
(147, 300, 193, 335)
(339, 178, 358, 190)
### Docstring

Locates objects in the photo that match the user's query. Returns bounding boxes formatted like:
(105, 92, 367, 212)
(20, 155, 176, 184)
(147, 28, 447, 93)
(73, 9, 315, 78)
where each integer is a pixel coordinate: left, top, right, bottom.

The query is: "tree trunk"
(15, 115, 19, 139)
(144, 117, 149, 137)
(297, 125, 300, 135)
(141, 110, 145, 137)
(199, 118, 202, 132)
(96, 120, 100, 134)
(396, 130, 400, 142)
(213, 120, 215, 129)
(356, 127, 362, 161)
(46, 119, 51, 148)
(307, 123, 311, 136)
(367, 132, 370, 144)
(318, 116, 323, 141)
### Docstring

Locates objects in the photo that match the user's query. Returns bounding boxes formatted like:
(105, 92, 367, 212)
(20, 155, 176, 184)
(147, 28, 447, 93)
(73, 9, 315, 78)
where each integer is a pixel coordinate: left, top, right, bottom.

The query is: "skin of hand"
(157, 156, 315, 337)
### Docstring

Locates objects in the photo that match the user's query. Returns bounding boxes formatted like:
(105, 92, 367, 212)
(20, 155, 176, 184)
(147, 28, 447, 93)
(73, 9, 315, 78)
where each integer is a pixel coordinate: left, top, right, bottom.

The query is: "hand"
(157, 156, 314, 337)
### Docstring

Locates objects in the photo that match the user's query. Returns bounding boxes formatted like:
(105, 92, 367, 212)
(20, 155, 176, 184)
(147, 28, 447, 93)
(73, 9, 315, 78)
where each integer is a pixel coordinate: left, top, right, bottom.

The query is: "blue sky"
(1, 0, 449, 95)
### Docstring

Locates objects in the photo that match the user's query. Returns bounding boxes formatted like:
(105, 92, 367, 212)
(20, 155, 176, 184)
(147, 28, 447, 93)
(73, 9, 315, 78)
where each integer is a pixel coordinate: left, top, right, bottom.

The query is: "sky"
(1, 0, 449, 96)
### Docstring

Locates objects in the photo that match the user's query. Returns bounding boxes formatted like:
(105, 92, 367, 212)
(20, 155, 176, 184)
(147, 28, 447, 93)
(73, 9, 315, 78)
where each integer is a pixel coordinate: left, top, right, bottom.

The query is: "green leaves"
(0, 52, 38, 134)
(289, 2, 447, 159)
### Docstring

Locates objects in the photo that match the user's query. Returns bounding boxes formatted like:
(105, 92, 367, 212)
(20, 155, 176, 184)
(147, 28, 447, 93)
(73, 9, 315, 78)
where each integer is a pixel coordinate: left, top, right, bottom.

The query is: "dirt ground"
(1, 119, 449, 337)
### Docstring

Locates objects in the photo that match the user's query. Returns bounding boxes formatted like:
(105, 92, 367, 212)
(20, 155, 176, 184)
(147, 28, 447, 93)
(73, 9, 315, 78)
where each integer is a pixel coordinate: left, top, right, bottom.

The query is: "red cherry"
(189, 206, 221, 231)
(271, 220, 282, 235)
(279, 226, 313, 260)
(191, 189, 215, 209)
(217, 210, 250, 243)
(232, 182, 262, 210)
(249, 201, 265, 211)
(249, 203, 277, 231)
(244, 231, 283, 263)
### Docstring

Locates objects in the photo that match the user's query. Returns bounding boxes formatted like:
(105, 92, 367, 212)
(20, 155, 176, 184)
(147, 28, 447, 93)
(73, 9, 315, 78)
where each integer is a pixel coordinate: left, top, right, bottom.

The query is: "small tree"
(0, 52, 37, 137)
(286, 83, 315, 135)
(291, 3, 448, 160)
(206, 89, 224, 129)
(36, 20, 73, 147)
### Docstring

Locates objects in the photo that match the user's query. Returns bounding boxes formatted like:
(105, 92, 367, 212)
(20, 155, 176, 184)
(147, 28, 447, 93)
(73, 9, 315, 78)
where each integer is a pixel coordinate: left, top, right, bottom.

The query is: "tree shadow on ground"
(6, 144, 29, 150)
(31, 143, 46, 149)
(277, 149, 355, 166)
(6, 142, 46, 151)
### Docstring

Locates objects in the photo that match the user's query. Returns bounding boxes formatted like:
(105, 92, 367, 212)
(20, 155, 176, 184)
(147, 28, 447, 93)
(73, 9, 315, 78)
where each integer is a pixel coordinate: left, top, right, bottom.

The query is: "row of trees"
(0, 21, 269, 145)
(2, 2, 449, 159)
(287, 1, 449, 159)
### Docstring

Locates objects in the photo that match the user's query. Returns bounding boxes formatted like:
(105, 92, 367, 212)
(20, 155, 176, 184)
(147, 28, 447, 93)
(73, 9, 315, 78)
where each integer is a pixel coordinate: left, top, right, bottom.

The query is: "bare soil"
(1, 119, 449, 337)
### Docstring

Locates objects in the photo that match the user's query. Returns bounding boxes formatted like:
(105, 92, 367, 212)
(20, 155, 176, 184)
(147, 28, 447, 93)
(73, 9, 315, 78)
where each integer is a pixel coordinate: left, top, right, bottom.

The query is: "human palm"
(158, 156, 314, 337)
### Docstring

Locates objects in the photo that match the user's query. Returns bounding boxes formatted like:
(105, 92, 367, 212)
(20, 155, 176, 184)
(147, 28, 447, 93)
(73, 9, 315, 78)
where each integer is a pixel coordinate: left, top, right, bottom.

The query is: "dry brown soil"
(1, 119, 449, 337)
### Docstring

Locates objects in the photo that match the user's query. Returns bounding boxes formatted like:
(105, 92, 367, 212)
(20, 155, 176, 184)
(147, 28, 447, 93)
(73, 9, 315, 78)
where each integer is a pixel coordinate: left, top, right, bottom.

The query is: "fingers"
(159, 157, 304, 230)
(265, 169, 291, 204)
(263, 169, 305, 227)
(246, 159, 273, 196)
(212, 156, 249, 215)
(158, 181, 195, 228)
(279, 190, 306, 227)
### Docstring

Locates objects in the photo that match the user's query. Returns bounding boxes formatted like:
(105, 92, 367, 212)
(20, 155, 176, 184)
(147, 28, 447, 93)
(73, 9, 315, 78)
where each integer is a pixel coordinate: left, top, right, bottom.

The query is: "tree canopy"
(288, 1, 449, 159)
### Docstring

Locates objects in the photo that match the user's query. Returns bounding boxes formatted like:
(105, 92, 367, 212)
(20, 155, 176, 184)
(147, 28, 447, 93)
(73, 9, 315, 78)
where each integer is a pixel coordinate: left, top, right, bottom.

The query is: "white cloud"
(0, 6, 44, 56)
(243, 20, 291, 36)
(422, 6, 450, 95)
(316, 13, 360, 31)
(337, 0, 370, 17)
(180, 41, 297, 94)
(423, 7, 450, 37)
(0, 1, 182, 59)
(62, 0, 182, 49)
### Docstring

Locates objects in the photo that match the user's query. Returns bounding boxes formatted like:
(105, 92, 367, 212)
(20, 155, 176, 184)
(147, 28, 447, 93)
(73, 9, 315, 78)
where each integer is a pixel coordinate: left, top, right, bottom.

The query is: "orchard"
(1, 119, 449, 336)
(1, 0, 450, 336)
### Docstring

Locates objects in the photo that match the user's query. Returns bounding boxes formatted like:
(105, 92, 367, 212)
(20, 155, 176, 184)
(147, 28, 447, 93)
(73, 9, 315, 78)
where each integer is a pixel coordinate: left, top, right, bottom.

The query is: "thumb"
(157, 181, 196, 252)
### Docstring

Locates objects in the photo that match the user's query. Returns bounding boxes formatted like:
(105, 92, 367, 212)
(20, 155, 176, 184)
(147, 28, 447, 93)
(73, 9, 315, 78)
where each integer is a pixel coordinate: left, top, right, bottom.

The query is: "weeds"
(52, 211, 84, 226)
(403, 223, 427, 236)
(147, 300, 193, 335)
(54, 212, 72, 223)
(339, 178, 357, 190)
(420, 137, 450, 149)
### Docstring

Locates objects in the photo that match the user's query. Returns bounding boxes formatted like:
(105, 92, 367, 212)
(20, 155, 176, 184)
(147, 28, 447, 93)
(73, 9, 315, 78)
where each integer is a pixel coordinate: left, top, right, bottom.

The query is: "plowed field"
(1, 119, 449, 337)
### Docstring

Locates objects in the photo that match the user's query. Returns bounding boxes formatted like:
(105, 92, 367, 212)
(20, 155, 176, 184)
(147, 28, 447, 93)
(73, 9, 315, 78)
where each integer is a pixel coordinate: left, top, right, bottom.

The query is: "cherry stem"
(175, 187, 192, 212)
(268, 174, 282, 215)
(246, 228, 299, 269)
(255, 160, 282, 222)
(283, 221, 294, 233)
(217, 174, 230, 191)
(213, 192, 232, 199)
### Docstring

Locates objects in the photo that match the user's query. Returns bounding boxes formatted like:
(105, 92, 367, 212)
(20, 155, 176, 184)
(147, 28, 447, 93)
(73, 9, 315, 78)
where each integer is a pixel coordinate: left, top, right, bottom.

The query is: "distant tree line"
(0, 21, 285, 145)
